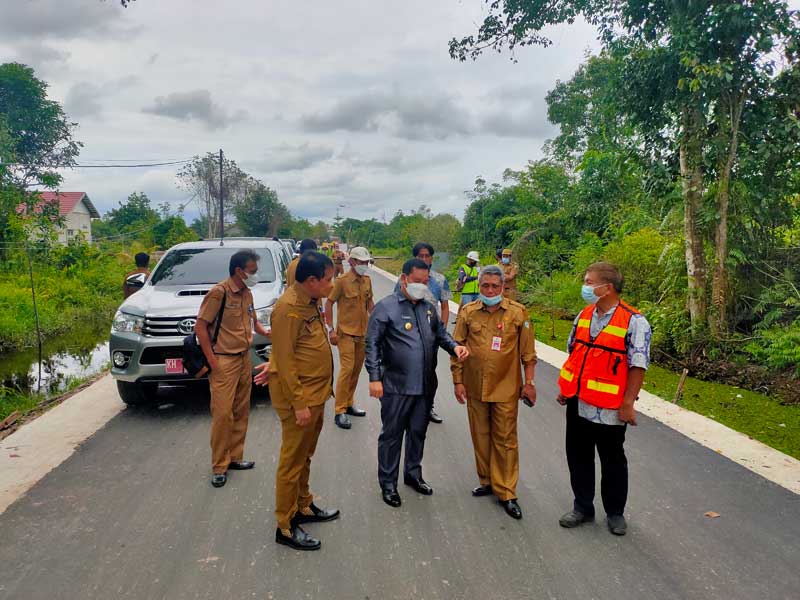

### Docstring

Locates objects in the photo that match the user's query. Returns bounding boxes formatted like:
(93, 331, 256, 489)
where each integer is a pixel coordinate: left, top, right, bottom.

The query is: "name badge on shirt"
(491, 336, 502, 351)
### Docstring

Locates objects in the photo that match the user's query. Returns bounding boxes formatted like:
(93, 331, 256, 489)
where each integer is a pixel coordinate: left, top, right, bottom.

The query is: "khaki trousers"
(209, 353, 252, 474)
(275, 403, 325, 529)
(335, 333, 365, 414)
(466, 397, 520, 501)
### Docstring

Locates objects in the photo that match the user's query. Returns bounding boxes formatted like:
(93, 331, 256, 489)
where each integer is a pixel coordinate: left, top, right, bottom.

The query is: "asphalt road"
(1, 272, 798, 600)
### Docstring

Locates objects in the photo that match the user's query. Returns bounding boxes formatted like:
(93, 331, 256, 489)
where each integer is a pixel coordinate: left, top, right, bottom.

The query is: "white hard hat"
(467, 251, 479, 262)
(349, 246, 372, 262)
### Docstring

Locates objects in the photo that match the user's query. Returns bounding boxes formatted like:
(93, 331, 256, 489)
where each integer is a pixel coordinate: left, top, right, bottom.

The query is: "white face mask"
(243, 271, 259, 288)
(354, 264, 369, 276)
(405, 282, 428, 301)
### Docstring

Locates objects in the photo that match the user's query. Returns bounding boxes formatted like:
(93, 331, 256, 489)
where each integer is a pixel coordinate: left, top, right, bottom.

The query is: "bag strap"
(211, 286, 226, 344)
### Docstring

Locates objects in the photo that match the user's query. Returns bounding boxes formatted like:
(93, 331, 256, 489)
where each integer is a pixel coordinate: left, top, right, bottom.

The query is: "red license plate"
(165, 358, 184, 374)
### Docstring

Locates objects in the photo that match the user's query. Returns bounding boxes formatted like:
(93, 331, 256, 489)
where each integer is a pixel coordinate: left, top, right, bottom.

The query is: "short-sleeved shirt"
(197, 277, 255, 355)
(451, 298, 537, 403)
(327, 270, 373, 337)
(566, 304, 652, 425)
(286, 257, 299, 286)
(392, 269, 451, 316)
(268, 283, 333, 410)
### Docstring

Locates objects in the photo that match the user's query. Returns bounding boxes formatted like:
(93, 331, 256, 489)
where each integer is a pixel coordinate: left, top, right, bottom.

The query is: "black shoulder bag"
(183, 289, 226, 378)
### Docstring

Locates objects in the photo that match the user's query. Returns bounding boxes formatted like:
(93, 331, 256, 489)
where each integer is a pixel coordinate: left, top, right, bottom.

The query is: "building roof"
(18, 192, 101, 219)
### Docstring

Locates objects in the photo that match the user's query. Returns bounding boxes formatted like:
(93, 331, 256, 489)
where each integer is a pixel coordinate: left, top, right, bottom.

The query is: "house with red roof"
(18, 192, 100, 244)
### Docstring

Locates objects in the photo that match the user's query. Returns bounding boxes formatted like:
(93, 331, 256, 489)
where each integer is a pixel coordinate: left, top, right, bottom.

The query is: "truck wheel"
(116, 381, 156, 406)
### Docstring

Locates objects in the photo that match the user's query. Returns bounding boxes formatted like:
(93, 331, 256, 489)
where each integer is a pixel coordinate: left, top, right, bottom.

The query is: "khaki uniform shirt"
(502, 261, 519, 292)
(122, 267, 150, 298)
(286, 257, 299, 286)
(197, 277, 254, 355)
(332, 250, 345, 264)
(268, 283, 333, 410)
(451, 298, 536, 403)
(327, 271, 373, 337)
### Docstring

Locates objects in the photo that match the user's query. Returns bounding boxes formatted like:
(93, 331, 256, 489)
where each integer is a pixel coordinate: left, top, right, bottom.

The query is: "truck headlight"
(255, 306, 274, 328)
(112, 311, 144, 334)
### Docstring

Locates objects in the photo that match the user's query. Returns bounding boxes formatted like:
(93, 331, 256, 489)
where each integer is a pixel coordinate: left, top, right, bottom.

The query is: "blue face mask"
(480, 293, 503, 306)
(581, 284, 605, 304)
(501, 258, 510, 265)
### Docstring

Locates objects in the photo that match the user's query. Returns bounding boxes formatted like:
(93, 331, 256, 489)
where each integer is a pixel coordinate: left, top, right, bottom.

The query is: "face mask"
(405, 283, 428, 301)
(581, 284, 606, 304)
(502, 258, 510, 265)
(354, 264, 369, 276)
(243, 271, 259, 288)
(480, 293, 502, 306)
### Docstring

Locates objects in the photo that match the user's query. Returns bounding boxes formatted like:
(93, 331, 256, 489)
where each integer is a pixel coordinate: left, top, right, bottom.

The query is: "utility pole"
(219, 148, 224, 246)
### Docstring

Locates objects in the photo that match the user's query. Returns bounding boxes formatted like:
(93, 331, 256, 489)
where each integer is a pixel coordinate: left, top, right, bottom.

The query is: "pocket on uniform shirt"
(469, 321, 483, 334)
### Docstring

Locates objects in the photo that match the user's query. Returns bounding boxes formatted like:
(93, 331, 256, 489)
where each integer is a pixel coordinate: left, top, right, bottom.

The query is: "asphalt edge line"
(0, 374, 125, 515)
(371, 264, 800, 495)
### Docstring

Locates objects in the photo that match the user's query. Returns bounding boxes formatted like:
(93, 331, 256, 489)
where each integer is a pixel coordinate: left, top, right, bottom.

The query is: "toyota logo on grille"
(178, 318, 197, 335)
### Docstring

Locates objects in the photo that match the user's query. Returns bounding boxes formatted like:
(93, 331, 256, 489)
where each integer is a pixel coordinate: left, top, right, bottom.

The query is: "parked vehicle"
(109, 238, 286, 405)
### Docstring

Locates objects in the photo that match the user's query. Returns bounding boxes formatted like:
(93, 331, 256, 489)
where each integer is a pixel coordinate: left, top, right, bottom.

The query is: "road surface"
(1, 271, 798, 600)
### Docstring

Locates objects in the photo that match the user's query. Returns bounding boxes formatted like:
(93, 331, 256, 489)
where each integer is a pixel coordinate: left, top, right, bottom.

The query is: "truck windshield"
(150, 248, 277, 286)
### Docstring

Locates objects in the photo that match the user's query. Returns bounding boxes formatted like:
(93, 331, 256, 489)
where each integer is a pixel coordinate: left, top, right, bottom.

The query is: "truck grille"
(143, 316, 196, 337)
(140, 346, 184, 365)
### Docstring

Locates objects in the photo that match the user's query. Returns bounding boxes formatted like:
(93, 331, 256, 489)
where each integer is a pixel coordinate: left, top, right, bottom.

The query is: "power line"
(4, 159, 192, 169)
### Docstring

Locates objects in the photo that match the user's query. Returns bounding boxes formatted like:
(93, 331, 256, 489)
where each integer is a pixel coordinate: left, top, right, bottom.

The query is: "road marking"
(372, 264, 800, 495)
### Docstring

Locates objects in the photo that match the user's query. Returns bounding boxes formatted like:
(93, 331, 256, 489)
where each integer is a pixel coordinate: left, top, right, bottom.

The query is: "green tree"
(233, 184, 289, 237)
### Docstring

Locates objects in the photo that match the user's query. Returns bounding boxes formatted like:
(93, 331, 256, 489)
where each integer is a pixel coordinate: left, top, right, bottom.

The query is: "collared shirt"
(268, 283, 333, 410)
(197, 277, 254, 355)
(566, 304, 652, 425)
(366, 291, 458, 396)
(451, 298, 536, 403)
(286, 257, 299, 286)
(501, 261, 519, 291)
(328, 270, 373, 337)
(392, 268, 452, 316)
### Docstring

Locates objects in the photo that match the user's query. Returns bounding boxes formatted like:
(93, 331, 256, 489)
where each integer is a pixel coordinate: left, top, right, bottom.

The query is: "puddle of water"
(0, 321, 111, 397)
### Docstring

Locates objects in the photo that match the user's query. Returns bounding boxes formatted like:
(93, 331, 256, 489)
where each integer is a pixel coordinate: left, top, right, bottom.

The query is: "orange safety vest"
(557, 301, 639, 409)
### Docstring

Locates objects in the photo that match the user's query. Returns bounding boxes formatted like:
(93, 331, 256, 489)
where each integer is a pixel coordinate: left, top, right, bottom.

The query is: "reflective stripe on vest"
(556, 301, 640, 409)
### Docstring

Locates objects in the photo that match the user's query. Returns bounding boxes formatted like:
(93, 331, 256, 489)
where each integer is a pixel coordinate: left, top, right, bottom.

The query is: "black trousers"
(378, 393, 429, 490)
(565, 397, 628, 517)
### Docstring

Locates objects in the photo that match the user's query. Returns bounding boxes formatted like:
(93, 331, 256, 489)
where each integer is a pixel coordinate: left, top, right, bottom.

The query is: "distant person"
(393, 242, 452, 424)
(325, 246, 374, 429)
(456, 251, 481, 307)
(287, 239, 317, 286)
(500, 248, 520, 302)
(195, 249, 271, 489)
(556, 262, 652, 537)
(255, 251, 340, 551)
(452, 264, 537, 520)
(122, 252, 151, 298)
(366, 258, 468, 508)
(332, 244, 346, 277)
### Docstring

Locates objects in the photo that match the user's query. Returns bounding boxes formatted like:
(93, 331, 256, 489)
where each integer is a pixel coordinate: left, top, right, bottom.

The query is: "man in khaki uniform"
(500, 248, 520, 302)
(324, 246, 374, 430)
(332, 244, 346, 277)
(452, 264, 537, 520)
(286, 238, 318, 286)
(196, 249, 270, 489)
(122, 252, 150, 298)
(254, 251, 340, 551)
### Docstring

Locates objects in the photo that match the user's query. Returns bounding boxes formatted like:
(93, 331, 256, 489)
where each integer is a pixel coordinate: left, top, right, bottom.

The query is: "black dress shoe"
(429, 410, 443, 424)
(211, 473, 227, 488)
(228, 460, 255, 470)
(345, 406, 366, 417)
(607, 515, 627, 536)
(499, 499, 523, 519)
(275, 525, 321, 551)
(334, 413, 352, 429)
(293, 503, 341, 524)
(381, 488, 402, 507)
(404, 476, 433, 496)
(471, 484, 493, 497)
(558, 510, 595, 528)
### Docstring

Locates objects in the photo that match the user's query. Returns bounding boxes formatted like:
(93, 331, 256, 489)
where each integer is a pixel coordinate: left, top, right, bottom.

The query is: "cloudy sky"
(2, 0, 600, 223)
